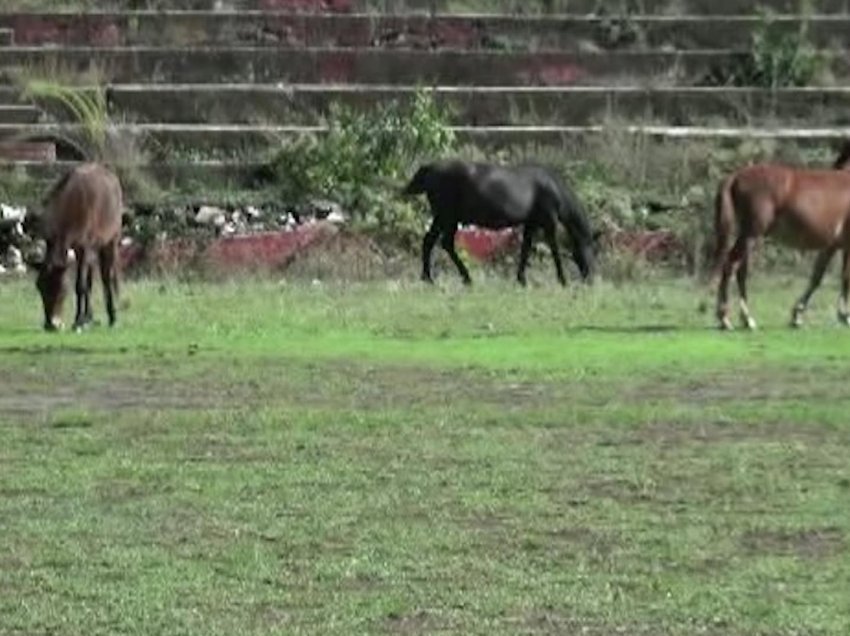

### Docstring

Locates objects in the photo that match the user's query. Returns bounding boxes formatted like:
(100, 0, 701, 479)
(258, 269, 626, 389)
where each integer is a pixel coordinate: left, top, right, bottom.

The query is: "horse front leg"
(421, 220, 441, 284)
(440, 225, 472, 285)
(542, 220, 566, 286)
(72, 247, 89, 332)
(791, 246, 836, 328)
(516, 224, 536, 287)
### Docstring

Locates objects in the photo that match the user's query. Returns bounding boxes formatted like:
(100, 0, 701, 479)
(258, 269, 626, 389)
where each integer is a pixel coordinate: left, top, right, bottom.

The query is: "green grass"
(2, 273, 850, 635)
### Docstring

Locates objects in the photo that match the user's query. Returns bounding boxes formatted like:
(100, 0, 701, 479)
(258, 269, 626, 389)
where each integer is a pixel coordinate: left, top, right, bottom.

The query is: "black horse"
(404, 160, 596, 286)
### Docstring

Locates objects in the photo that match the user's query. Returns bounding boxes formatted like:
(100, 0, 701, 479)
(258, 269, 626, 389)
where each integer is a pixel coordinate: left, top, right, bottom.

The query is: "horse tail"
(709, 174, 737, 283)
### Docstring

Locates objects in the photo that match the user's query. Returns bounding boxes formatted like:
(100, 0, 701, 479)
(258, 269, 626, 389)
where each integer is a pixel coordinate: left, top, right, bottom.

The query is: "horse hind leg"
(791, 246, 837, 328)
(735, 237, 758, 330)
(541, 219, 566, 286)
(837, 248, 850, 326)
(516, 224, 536, 287)
(716, 236, 745, 330)
(99, 241, 119, 326)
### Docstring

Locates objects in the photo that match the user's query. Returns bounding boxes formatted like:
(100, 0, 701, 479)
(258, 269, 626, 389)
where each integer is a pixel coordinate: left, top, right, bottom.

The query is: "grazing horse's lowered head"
(33, 163, 123, 332)
(404, 159, 596, 285)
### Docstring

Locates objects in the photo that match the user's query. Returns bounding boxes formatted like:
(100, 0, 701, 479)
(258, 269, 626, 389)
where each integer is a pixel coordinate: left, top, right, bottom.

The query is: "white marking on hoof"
(838, 312, 850, 327)
(741, 316, 757, 331)
(719, 317, 734, 331)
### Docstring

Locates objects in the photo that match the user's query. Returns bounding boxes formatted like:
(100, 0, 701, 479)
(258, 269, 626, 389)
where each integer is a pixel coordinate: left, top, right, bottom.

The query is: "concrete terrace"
(2, 0, 850, 189)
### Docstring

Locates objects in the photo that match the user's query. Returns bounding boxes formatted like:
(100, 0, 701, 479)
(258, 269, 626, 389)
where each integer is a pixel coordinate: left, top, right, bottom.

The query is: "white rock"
(0, 203, 26, 222)
(327, 210, 346, 225)
(195, 205, 227, 227)
(6, 246, 22, 268)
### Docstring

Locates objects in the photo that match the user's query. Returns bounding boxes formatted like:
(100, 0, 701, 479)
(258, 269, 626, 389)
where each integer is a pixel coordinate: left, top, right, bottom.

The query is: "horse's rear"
(36, 163, 123, 331)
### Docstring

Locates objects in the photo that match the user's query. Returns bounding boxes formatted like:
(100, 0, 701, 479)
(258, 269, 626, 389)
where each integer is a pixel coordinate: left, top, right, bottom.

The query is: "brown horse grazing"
(713, 145, 850, 330)
(33, 163, 123, 332)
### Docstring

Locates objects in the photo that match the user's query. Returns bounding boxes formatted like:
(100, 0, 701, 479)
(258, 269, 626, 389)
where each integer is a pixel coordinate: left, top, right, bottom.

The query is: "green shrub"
(265, 89, 456, 245)
(711, 5, 825, 88)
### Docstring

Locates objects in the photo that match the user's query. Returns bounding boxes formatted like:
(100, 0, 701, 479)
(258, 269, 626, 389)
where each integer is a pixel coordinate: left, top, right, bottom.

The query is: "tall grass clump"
(18, 71, 159, 203)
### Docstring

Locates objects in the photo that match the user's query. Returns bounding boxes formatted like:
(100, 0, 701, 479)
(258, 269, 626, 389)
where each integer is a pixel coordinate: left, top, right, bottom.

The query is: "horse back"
(733, 163, 850, 247)
(44, 163, 123, 249)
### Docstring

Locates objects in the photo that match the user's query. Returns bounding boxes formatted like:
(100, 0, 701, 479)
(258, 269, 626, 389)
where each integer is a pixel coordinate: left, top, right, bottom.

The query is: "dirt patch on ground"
(0, 353, 573, 418)
(740, 526, 844, 559)
(630, 420, 837, 446)
(0, 375, 225, 417)
(382, 610, 447, 635)
(625, 365, 849, 406)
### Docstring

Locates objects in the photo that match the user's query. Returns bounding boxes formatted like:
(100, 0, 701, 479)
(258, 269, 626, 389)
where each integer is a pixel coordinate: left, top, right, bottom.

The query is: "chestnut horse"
(33, 163, 123, 331)
(713, 144, 850, 330)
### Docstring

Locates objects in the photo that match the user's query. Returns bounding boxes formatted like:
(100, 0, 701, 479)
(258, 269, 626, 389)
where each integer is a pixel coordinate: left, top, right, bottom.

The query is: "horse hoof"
(838, 312, 850, 327)
(44, 318, 64, 332)
(718, 318, 734, 331)
(741, 317, 757, 331)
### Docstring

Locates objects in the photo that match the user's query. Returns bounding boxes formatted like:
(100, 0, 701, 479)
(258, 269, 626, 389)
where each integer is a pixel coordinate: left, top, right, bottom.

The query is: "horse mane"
(529, 164, 594, 241)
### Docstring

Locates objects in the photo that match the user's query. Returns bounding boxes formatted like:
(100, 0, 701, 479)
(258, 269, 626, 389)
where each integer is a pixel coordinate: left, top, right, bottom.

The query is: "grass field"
(2, 272, 850, 635)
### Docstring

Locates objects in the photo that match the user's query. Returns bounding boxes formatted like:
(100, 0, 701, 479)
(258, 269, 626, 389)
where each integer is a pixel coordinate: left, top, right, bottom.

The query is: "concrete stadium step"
(0, 104, 40, 123)
(2, 0, 848, 16)
(0, 47, 783, 86)
(4, 122, 850, 155)
(2, 12, 850, 50)
(70, 84, 850, 127)
(0, 140, 55, 161)
(7, 159, 262, 193)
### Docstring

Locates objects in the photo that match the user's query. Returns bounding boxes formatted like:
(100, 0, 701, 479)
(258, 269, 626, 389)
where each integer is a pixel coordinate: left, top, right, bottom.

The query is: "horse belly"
(770, 211, 842, 250)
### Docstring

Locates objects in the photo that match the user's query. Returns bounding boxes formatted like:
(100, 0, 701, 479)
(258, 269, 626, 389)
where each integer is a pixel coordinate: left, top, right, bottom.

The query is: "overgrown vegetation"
(710, 5, 826, 88)
(13, 69, 160, 203)
(264, 89, 456, 245)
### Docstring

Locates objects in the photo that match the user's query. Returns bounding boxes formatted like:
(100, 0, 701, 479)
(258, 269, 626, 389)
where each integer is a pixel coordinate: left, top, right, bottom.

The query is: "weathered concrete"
(2, 0, 849, 15)
(5, 122, 850, 156)
(2, 12, 850, 50)
(81, 84, 850, 127)
(0, 104, 40, 123)
(0, 140, 55, 161)
(0, 28, 12, 46)
(8, 159, 263, 192)
(0, 46, 763, 85)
